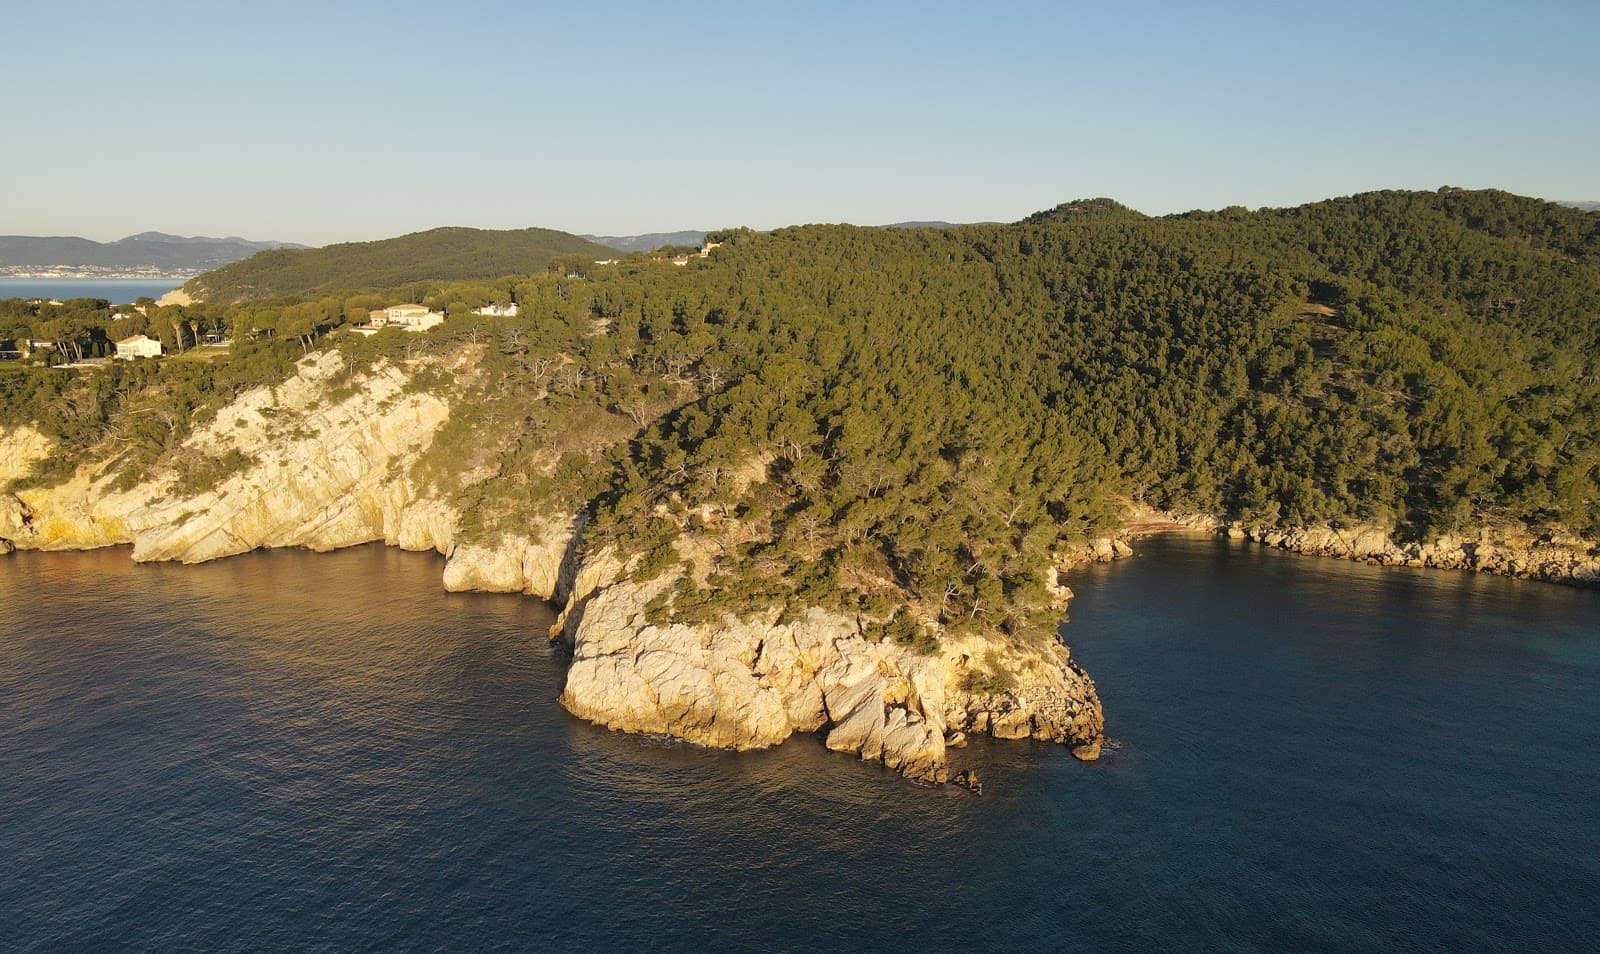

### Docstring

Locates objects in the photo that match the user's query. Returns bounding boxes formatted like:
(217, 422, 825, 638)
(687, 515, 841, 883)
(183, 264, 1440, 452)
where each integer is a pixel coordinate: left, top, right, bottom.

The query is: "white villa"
(358, 304, 446, 335)
(471, 303, 519, 317)
(114, 334, 163, 360)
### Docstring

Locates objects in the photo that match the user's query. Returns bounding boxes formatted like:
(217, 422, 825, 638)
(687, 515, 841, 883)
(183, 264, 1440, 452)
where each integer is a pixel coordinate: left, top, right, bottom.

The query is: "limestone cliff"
(440, 516, 581, 598)
(1, 351, 458, 562)
(553, 560, 1104, 783)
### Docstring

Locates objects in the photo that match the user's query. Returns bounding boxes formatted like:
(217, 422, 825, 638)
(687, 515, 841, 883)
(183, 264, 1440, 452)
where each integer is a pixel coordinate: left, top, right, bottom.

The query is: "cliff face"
(440, 517, 581, 598)
(1, 352, 457, 562)
(554, 561, 1104, 783)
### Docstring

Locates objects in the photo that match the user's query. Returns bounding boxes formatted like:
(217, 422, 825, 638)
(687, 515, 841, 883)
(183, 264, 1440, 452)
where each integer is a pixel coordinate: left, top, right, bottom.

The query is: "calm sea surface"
(0, 278, 182, 305)
(2, 536, 1596, 951)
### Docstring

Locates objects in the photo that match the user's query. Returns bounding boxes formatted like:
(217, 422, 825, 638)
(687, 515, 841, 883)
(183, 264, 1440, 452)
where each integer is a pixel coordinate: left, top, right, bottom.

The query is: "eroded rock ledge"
(1049, 507, 1599, 591)
(552, 565, 1103, 783)
(1225, 522, 1600, 586)
(0, 353, 456, 561)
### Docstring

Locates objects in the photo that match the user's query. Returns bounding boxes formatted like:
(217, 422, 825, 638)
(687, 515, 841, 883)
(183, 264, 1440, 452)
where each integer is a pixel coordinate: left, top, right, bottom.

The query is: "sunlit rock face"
(1, 352, 456, 562)
(554, 564, 1104, 783)
(441, 516, 581, 598)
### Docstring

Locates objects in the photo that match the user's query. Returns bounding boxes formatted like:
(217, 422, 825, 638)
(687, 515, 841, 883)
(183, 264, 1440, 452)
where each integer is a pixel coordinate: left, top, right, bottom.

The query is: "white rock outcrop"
(441, 516, 581, 598)
(555, 565, 1104, 783)
(1, 352, 457, 562)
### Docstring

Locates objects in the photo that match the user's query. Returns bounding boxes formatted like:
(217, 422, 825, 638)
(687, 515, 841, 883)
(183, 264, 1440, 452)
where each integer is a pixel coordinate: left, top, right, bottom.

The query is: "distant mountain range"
(879, 220, 994, 229)
(0, 232, 304, 277)
(1559, 200, 1600, 212)
(581, 231, 709, 253)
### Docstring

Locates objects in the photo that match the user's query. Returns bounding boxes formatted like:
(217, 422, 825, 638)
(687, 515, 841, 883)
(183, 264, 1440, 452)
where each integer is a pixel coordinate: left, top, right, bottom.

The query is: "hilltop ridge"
(185, 226, 614, 303)
(1017, 197, 1148, 224)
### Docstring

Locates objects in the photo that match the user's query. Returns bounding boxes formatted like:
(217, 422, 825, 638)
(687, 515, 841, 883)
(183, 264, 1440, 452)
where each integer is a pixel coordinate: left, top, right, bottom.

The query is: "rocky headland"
(5, 353, 1594, 785)
(0, 352, 1104, 785)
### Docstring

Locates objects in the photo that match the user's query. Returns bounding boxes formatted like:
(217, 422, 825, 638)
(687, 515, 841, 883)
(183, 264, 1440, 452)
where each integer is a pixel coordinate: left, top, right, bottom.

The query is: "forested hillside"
(6, 188, 1597, 648)
(185, 227, 613, 303)
(1018, 197, 1147, 224)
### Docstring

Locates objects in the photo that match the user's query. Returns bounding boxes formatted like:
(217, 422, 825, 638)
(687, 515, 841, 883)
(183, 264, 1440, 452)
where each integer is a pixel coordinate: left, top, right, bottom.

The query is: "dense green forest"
(5, 188, 1597, 647)
(185, 226, 614, 303)
(1019, 197, 1148, 224)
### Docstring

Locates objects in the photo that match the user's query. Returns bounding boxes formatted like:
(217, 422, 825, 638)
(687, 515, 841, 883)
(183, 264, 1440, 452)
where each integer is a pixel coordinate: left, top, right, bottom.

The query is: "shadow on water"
(2, 538, 1597, 952)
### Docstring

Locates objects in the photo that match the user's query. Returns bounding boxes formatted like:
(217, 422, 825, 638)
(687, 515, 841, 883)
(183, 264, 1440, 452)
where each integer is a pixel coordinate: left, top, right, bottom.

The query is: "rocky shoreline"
(1054, 509, 1600, 589)
(6, 355, 1593, 786)
(0, 354, 1104, 786)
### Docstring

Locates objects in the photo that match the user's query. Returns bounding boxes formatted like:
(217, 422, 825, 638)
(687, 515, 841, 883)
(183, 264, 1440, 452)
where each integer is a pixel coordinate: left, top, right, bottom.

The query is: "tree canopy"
(185, 226, 615, 303)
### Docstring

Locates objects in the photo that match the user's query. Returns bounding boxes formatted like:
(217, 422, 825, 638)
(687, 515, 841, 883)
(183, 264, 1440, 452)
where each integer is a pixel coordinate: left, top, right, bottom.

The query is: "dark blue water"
(0, 278, 182, 305)
(2, 537, 1596, 951)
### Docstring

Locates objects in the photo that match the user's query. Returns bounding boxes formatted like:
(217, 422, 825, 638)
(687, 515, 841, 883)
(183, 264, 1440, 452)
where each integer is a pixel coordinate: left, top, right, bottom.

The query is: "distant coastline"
(0, 277, 183, 304)
(0, 268, 195, 280)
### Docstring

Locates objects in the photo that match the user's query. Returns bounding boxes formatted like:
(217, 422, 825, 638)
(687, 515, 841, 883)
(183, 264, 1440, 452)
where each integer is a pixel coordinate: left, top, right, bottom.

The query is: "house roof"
(115, 334, 152, 345)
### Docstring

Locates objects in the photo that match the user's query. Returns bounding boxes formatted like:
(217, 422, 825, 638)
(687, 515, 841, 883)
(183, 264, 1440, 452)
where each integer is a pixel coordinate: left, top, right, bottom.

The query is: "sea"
(1, 535, 1596, 952)
(0, 278, 184, 305)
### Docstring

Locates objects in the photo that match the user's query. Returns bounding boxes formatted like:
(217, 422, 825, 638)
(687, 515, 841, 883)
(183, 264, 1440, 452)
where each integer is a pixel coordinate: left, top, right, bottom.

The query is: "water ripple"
(2, 540, 1597, 952)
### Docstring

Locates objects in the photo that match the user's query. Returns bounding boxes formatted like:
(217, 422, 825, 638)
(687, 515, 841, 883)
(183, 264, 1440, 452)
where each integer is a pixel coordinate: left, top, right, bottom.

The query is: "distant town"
(0, 264, 197, 280)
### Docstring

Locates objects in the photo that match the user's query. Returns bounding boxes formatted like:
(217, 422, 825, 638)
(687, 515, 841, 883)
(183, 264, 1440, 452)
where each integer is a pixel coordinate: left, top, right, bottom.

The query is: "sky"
(5, 0, 1598, 246)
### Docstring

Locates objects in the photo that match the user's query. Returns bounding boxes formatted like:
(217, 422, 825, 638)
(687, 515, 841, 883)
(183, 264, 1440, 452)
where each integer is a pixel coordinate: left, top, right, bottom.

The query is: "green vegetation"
(185, 227, 615, 303)
(959, 665, 1018, 695)
(1018, 197, 1147, 224)
(5, 188, 1597, 650)
(172, 448, 255, 496)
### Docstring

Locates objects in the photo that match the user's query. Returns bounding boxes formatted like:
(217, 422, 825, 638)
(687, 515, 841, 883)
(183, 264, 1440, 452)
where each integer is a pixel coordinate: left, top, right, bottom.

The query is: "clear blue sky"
(6, 0, 1597, 246)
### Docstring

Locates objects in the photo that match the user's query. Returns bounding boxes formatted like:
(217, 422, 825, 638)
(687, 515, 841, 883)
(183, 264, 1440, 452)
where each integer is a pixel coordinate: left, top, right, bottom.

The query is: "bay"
(1, 536, 1595, 951)
(0, 278, 183, 305)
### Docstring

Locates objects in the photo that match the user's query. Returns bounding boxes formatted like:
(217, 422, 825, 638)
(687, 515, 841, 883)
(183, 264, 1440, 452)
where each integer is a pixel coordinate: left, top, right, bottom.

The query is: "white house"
(362, 304, 446, 333)
(115, 334, 163, 360)
(471, 303, 519, 317)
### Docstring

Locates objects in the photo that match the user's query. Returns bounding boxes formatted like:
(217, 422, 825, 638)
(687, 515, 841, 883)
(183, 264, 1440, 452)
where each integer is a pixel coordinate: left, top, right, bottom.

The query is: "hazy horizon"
(8, 0, 1597, 246)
